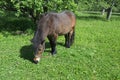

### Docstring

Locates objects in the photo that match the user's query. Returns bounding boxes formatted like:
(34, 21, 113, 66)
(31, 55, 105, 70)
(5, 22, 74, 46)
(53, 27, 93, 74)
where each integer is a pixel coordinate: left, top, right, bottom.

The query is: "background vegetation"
(0, 0, 120, 22)
(77, 0, 120, 11)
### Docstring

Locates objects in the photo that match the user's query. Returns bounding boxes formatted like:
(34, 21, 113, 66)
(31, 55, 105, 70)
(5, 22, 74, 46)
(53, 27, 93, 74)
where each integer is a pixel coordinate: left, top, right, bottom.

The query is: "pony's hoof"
(51, 50, 57, 55)
(65, 45, 70, 48)
(34, 61, 38, 64)
(66, 46, 70, 48)
(65, 43, 70, 48)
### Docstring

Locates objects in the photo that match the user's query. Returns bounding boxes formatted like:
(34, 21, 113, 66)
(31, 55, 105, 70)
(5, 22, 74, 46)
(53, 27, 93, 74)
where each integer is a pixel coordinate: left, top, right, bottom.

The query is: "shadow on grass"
(20, 41, 65, 63)
(0, 15, 35, 35)
(77, 15, 106, 21)
(20, 45, 34, 63)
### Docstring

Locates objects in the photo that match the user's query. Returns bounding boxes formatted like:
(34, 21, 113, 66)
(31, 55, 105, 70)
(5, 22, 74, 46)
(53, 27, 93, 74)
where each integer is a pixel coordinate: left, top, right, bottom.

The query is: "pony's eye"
(38, 48, 41, 51)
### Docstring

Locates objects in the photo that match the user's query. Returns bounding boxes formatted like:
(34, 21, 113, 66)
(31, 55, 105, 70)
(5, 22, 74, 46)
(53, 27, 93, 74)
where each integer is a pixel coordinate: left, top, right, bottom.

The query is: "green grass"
(0, 13, 120, 80)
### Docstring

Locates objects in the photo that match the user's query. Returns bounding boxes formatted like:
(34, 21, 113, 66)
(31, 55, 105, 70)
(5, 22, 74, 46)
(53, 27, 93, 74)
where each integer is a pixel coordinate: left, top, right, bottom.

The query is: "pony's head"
(34, 41, 45, 64)
(31, 30, 45, 64)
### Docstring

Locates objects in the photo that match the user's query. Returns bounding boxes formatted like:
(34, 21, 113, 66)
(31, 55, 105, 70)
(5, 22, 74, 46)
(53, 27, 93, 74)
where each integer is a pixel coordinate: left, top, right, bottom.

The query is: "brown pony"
(31, 11, 76, 64)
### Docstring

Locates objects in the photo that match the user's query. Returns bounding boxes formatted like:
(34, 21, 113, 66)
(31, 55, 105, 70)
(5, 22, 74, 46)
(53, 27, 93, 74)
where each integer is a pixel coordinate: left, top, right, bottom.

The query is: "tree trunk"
(106, 0, 115, 20)
(106, 7, 112, 20)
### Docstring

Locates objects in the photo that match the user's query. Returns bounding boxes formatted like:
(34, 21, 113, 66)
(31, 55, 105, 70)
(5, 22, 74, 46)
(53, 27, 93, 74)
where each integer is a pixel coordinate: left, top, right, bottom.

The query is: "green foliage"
(0, 0, 78, 22)
(11, 0, 43, 21)
(1, 0, 120, 13)
(46, 0, 77, 12)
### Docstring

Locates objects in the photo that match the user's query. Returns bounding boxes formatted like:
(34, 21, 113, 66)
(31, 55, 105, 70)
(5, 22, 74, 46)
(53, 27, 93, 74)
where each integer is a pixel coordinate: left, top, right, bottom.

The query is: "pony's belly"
(57, 29, 71, 35)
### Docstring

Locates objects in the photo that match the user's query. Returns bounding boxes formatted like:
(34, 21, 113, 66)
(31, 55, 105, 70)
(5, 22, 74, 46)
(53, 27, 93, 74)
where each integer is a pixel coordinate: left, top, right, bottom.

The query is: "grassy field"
(0, 12, 120, 80)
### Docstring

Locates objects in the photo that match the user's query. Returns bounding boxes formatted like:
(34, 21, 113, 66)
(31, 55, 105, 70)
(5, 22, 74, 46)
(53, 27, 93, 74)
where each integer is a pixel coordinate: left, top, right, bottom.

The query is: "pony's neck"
(37, 29, 47, 43)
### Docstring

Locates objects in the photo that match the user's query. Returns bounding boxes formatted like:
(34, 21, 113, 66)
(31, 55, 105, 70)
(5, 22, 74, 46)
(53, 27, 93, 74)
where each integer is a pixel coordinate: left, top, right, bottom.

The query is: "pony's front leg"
(47, 35, 58, 55)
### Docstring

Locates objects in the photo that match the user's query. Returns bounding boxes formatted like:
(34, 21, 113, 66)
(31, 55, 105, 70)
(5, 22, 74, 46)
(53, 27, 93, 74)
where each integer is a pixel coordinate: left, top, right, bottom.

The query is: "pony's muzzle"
(33, 57, 40, 64)
(34, 60, 38, 64)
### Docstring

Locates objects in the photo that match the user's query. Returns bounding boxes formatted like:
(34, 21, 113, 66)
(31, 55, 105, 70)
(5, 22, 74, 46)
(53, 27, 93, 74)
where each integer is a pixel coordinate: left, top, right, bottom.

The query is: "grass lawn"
(0, 12, 120, 80)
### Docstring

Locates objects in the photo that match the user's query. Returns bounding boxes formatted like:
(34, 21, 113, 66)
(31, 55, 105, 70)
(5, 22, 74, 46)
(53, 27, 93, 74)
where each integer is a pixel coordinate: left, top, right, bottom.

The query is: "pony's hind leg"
(64, 33, 71, 48)
(47, 35, 58, 55)
(65, 29, 75, 48)
(70, 28, 75, 45)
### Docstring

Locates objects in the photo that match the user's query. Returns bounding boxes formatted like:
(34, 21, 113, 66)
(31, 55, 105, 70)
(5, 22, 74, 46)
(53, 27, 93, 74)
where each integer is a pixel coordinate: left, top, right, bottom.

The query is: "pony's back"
(36, 11, 76, 35)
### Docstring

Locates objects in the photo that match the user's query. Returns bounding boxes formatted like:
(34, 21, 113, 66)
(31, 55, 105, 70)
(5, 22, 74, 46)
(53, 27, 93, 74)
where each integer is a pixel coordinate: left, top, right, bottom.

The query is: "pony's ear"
(41, 40, 45, 44)
(36, 13, 48, 25)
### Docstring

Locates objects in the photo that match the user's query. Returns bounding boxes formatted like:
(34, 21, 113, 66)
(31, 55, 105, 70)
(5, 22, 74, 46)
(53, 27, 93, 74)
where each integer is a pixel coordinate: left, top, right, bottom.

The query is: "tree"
(100, 0, 119, 20)
(105, 0, 114, 20)
(0, 0, 77, 23)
